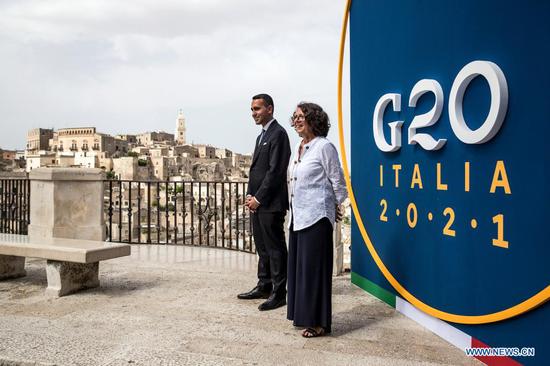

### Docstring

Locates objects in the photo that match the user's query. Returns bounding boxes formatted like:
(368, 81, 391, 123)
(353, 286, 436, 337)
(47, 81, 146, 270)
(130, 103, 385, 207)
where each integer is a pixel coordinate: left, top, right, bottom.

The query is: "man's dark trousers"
(246, 120, 291, 299)
(253, 211, 287, 297)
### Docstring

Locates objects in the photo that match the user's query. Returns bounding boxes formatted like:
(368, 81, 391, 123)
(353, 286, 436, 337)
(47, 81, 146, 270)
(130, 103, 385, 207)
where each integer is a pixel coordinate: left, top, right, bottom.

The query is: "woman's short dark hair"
(297, 102, 330, 137)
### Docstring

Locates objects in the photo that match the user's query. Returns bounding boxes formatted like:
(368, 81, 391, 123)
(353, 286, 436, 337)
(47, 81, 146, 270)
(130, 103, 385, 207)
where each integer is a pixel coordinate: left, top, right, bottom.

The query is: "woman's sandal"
(302, 327, 326, 338)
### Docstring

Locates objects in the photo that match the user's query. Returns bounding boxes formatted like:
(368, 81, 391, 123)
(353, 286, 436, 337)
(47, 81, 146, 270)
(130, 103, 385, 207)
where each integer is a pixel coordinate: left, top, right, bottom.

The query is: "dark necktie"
(258, 129, 265, 146)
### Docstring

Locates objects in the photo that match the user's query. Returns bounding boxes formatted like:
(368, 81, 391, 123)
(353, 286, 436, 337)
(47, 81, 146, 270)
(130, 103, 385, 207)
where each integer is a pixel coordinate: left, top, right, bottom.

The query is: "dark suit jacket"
(247, 120, 291, 213)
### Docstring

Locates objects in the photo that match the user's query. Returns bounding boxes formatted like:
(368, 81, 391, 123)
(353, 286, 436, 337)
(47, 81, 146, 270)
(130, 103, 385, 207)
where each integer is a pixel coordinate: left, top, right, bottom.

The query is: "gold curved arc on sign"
(337, 0, 550, 324)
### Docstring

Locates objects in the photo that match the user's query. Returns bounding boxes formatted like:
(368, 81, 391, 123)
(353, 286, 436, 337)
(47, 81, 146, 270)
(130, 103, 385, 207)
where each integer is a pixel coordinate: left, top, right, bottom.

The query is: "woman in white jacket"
(287, 102, 348, 338)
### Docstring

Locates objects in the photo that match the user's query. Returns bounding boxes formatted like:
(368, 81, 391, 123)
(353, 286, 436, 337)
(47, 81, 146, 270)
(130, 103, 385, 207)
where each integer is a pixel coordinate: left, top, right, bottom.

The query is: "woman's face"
(293, 107, 312, 137)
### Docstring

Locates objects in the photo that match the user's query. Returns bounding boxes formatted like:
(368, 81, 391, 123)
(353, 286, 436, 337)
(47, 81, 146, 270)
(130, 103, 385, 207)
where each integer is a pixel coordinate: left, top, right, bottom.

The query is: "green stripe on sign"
(351, 272, 396, 308)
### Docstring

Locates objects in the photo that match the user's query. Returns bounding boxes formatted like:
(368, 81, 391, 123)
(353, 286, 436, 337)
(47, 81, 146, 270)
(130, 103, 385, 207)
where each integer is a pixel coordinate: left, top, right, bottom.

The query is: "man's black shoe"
(258, 294, 286, 311)
(237, 286, 271, 300)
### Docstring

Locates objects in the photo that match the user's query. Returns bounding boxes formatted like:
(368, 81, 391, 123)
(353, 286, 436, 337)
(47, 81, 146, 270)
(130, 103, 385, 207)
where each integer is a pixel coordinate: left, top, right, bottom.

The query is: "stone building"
(192, 160, 225, 181)
(136, 131, 174, 147)
(56, 153, 76, 168)
(26, 151, 81, 172)
(232, 153, 252, 170)
(50, 127, 128, 157)
(1, 149, 26, 171)
(21, 111, 253, 181)
(25, 127, 129, 171)
(195, 145, 216, 159)
(112, 156, 151, 181)
(215, 148, 233, 159)
(150, 147, 170, 158)
(175, 145, 199, 158)
(117, 157, 138, 180)
(151, 156, 182, 180)
(2, 150, 16, 161)
(26, 152, 57, 171)
(74, 151, 99, 168)
(131, 146, 150, 156)
(26, 128, 53, 154)
(116, 135, 138, 149)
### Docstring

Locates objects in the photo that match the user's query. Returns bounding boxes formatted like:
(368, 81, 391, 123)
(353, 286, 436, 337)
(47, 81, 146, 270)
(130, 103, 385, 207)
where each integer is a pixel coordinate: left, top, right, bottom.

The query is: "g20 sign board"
(348, 0, 549, 363)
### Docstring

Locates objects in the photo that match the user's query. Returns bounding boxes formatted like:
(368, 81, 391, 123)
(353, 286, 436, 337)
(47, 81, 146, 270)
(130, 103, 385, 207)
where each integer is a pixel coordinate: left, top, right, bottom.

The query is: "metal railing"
(0, 179, 30, 235)
(104, 180, 255, 253)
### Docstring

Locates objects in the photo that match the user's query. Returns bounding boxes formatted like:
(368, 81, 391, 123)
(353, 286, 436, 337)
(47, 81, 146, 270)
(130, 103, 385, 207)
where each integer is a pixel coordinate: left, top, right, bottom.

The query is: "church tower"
(175, 109, 186, 145)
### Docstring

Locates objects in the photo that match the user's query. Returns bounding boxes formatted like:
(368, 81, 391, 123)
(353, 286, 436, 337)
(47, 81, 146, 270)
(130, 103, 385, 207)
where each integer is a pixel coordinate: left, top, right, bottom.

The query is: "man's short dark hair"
(252, 94, 274, 110)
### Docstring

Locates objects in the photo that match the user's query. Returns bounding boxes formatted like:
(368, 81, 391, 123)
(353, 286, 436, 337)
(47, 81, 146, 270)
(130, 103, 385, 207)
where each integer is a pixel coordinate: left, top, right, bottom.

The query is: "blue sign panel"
(349, 0, 549, 363)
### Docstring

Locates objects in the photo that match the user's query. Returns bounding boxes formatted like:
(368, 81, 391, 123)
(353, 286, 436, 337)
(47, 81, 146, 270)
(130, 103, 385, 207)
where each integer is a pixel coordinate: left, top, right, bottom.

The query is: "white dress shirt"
(263, 119, 275, 130)
(257, 119, 274, 147)
(288, 137, 348, 231)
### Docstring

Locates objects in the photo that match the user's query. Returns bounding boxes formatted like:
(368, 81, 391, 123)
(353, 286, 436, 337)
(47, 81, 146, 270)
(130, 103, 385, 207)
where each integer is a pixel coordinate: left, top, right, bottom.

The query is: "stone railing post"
(27, 167, 106, 296)
(28, 168, 106, 241)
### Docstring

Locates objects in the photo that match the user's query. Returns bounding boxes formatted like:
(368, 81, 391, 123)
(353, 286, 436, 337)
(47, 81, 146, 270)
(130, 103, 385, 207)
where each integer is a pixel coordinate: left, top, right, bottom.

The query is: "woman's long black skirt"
(287, 217, 333, 333)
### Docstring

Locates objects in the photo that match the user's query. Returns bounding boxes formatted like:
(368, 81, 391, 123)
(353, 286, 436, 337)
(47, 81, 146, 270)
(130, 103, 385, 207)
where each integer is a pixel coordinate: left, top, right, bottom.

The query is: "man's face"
(251, 98, 273, 126)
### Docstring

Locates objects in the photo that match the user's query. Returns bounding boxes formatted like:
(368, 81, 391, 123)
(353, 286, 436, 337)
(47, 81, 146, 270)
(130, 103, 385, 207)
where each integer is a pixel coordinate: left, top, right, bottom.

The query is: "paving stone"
(0, 245, 481, 365)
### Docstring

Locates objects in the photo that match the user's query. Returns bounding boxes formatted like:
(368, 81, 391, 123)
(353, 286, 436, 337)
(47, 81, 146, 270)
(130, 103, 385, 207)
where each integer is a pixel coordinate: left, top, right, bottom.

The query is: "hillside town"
(0, 110, 252, 182)
(0, 107, 350, 267)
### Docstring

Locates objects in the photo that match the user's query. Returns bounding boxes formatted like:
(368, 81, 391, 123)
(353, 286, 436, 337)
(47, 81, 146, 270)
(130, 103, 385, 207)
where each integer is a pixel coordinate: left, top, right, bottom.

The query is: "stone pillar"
(45, 261, 99, 297)
(0, 255, 26, 279)
(27, 167, 105, 296)
(28, 168, 106, 241)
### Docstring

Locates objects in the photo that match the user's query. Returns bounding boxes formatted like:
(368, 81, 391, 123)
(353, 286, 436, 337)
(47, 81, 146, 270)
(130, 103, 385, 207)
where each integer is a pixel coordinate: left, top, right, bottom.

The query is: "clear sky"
(0, 0, 350, 157)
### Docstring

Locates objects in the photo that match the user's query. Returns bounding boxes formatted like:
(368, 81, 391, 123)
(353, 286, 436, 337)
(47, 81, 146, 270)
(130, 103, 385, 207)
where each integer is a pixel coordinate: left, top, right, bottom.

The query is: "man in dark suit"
(238, 93, 291, 311)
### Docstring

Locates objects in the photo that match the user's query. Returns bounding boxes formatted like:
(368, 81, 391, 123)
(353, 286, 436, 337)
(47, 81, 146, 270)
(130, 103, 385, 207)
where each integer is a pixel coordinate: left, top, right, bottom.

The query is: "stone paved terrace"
(0, 245, 481, 366)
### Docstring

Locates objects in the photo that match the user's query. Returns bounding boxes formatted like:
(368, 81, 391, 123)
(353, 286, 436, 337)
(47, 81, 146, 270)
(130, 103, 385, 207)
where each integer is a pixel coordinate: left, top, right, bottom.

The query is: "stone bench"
(0, 233, 131, 296)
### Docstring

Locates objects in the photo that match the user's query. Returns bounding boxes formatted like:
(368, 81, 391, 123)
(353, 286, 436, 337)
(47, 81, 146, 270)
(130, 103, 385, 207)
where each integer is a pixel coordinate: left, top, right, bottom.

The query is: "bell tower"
(175, 109, 186, 145)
